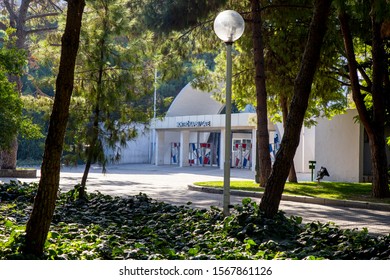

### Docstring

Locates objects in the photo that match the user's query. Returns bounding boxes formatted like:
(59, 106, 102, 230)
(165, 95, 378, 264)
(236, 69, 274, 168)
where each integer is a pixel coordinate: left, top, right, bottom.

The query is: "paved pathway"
(2, 163, 389, 235)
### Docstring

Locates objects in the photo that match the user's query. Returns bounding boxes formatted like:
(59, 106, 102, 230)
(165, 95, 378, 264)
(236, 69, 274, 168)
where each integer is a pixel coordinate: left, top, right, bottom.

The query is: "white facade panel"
(117, 127, 151, 164)
(315, 109, 361, 182)
(293, 126, 316, 173)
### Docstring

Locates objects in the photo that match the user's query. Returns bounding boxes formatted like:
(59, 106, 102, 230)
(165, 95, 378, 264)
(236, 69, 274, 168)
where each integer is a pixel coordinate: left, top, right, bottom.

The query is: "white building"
(153, 83, 276, 171)
(315, 109, 390, 182)
(118, 83, 390, 183)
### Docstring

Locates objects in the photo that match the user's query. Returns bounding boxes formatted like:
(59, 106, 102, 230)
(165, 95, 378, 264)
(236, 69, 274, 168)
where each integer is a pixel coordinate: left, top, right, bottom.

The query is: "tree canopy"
(0, 28, 28, 151)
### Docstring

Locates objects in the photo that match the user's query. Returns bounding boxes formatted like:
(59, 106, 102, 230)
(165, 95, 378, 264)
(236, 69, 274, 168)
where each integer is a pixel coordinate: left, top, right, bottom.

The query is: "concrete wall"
(294, 126, 316, 173)
(315, 109, 362, 182)
(275, 123, 315, 173)
(159, 131, 180, 165)
(117, 127, 151, 164)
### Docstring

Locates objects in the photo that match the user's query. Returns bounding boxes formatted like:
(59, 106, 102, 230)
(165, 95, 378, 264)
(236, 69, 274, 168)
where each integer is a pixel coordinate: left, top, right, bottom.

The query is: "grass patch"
(194, 181, 390, 204)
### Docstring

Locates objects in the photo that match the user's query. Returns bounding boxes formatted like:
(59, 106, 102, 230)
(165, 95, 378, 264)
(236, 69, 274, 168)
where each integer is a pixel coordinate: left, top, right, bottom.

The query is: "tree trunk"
(23, 0, 85, 257)
(0, 138, 18, 169)
(338, 8, 390, 198)
(251, 0, 272, 187)
(79, 20, 106, 198)
(259, 0, 332, 218)
(280, 95, 298, 183)
(369, 9, 390, 197)
(369, 132, 389, 197)
(79, 158, 91, 199)
(79, 96, 101, 199)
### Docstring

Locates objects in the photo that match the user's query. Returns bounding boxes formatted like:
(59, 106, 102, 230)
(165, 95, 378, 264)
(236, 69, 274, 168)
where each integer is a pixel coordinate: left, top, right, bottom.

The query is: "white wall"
(294, 126, 316, 173)
(160, 131, 213, 165)
(117, 127, 151, 164)
(161, 131, 181, 164)
(315, 109, 362, 182)
(275, 123, 315, 173)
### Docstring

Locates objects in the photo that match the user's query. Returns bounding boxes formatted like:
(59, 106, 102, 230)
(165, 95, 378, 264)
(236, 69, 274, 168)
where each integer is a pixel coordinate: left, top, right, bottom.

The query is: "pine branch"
(177, 18, 213, 40)
(328, 67, 371, 93)
(25, 26, 58, 34)
(29, 78, 52, 98)
(260, 3, 313, 12)
(26, 12, 60, 21)
(48, 0, 64, 12)
(357, 65, 372, 89)
(3, 0, 18, 22)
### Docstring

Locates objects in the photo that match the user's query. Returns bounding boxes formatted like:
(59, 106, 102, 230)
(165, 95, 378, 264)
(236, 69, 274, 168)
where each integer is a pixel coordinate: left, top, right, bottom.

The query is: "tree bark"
(0, 139, 18, 169)
(79, 101, 100, 199)
(259, 0, 332, 218)
(80, 157, 92, 199)
(369, 8, 390, 197)
(338, 8, 390, 198)
(23, 0, 85, 257)
(80, 78, 102, 199)
(280, 95, 298, 183)
(251, 0, 272, 187)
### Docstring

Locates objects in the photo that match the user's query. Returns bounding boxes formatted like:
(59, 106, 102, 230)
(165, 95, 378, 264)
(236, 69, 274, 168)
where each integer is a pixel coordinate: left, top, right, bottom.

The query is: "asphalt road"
(2, 163, 389, 236)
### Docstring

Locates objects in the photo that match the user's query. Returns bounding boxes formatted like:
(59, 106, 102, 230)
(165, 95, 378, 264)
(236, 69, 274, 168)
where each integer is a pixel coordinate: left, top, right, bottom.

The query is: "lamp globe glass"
(213, 10, 245, 43)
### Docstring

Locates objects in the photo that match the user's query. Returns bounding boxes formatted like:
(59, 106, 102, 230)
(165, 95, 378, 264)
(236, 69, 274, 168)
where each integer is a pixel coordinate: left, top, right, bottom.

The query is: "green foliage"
(336, 1, 390, 123)
(18, 116, 44, 140)
(0, 180, 38, 202)
(61, 0, 155, 167)
(171, 0, 348, 125)
(0, 27, 44, 153)
(16, 93, 51, 164)
(262, 0, 346, 123)
(142, 0, 227, 33)
(0, 28, 26, 76)
(0, 28, 26, 149)
(0, 72, 22, 150)
(60, 0, 212, 169)
(1, 182, 389, 260)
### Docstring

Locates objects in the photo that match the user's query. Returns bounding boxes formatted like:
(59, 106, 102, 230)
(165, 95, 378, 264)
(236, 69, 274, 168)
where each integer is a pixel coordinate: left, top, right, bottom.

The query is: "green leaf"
(244, 239, 257, 246)
(188, 247, 199, 256)
(242, 197, 252, 206)
(4, 220, 14, 229)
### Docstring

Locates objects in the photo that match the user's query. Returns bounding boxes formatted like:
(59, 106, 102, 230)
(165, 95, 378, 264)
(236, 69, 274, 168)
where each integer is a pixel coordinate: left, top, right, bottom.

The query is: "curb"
(0, 169, 37, 178)
(188, 184, 390, 212)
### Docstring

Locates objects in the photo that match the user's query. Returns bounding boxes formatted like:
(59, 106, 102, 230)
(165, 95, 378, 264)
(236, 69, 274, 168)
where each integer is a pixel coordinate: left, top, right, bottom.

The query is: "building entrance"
(188, 132, 220, 167)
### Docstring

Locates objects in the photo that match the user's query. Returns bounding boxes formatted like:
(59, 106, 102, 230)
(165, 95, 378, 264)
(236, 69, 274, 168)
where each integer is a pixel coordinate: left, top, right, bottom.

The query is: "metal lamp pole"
(223, 42, 233, 216)
(213, 10, 245, 216)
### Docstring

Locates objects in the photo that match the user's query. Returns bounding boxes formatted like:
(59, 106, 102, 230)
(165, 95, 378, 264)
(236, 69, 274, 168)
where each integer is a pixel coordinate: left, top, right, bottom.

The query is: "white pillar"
(155, 130, 165, 165)
(180, 130, 190, 167)
(220, 128, 226, 170)
(251, 128, 257, 171)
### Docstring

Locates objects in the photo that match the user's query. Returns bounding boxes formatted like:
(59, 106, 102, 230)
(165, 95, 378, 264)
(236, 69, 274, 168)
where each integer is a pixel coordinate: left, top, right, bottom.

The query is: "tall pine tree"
(23, 0, 86, 257)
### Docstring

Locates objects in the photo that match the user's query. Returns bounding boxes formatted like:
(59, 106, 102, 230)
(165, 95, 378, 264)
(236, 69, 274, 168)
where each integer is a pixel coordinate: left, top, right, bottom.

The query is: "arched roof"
(166, 83, 224, 117)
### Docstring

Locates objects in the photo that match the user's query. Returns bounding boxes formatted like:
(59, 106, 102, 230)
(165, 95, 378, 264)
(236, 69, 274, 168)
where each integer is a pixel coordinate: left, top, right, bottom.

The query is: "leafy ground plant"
(0, 182, 389, 260)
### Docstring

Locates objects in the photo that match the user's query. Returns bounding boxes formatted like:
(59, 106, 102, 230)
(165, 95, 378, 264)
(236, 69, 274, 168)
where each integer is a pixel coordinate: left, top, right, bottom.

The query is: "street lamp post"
(213, 10, 245, 216)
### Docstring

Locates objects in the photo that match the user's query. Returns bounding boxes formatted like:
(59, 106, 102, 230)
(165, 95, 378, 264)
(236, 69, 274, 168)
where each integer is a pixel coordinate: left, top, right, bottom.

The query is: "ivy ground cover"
(1, 181, 389, 260)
